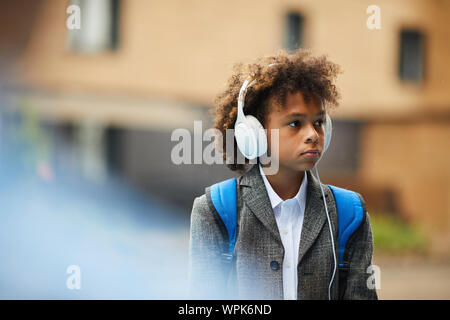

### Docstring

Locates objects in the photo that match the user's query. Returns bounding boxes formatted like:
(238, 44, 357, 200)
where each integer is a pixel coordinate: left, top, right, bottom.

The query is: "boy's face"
(264, 91, 326, 172)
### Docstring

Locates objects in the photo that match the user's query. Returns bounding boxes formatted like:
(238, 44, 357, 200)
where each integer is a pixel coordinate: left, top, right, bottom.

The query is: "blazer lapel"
(238, 165, 282, 245)
(238, 165, 333, 264)
(297, 170, 330, 265)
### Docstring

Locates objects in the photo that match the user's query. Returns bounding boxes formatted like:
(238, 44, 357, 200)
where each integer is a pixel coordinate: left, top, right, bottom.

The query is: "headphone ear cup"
(234, 115, 267, 160)
(235, 120, 257, 160)
(323, 113, 333, 155)
(245, 115, 267, 158)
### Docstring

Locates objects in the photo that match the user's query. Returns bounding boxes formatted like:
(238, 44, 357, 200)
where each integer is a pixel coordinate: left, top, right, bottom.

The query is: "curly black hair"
(211, 48, 342, 174)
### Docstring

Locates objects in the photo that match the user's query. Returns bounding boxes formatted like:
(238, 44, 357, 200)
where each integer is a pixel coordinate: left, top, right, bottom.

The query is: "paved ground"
(373, 255, 450, 300)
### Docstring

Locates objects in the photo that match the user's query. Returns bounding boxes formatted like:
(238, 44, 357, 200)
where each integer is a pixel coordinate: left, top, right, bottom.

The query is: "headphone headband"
(237, 79, 256, 121)
(237, 63, 279, 119)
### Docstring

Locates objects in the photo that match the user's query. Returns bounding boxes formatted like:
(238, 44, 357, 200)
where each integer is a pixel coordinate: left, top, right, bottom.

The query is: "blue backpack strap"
(210, 181, 364, 266)
(210, 178, 237, 263)
(327, 185, 364, 267)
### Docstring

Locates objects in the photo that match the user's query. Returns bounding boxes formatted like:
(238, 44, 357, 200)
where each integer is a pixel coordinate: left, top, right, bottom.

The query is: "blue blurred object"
(0, 113, 190, 299)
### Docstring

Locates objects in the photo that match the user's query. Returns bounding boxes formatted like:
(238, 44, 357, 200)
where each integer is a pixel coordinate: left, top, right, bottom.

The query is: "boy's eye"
(314, 119, 324, 126)
(288, 119, 324, 127)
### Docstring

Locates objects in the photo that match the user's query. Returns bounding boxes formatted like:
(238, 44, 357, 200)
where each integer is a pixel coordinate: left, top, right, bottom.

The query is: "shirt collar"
(258, 164, 308, 211)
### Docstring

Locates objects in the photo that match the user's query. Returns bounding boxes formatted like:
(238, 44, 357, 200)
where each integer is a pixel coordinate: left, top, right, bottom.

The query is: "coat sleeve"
(340, 193, 379, 300)
(187, 193, 229, 299)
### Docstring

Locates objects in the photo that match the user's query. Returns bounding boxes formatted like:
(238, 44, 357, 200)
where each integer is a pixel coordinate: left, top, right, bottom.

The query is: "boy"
(188, 49, 377, 300)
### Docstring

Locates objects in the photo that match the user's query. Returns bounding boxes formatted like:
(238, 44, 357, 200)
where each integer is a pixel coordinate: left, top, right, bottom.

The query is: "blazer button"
(270, 261, 280, 271)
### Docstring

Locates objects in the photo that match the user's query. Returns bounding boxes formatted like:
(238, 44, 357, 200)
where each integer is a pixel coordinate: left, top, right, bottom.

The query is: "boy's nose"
(306, 135, 319, 144)
(304, 124, 319, 144)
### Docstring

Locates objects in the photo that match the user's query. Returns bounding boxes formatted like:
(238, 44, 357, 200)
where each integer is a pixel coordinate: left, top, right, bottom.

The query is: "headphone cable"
(312, 165, 337, 300)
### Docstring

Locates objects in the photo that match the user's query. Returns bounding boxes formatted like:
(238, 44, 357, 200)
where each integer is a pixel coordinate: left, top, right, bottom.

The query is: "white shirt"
(258, 164, 308, 300)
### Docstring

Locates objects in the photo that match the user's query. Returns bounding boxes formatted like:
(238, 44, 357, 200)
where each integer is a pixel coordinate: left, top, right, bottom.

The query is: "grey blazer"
(188, 164, 378, 300)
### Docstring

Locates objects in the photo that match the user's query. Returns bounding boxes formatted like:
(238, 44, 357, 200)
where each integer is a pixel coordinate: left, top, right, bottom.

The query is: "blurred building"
(0, 0, 449, 253)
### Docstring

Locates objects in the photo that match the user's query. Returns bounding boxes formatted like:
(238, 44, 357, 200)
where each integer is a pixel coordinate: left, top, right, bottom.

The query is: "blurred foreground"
(0, 114, 190, 299)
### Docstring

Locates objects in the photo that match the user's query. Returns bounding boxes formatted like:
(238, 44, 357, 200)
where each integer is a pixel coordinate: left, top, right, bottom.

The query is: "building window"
(285, 12, 304, 52)
(399, 29, 425, 82)
(67, 0, 120, 53)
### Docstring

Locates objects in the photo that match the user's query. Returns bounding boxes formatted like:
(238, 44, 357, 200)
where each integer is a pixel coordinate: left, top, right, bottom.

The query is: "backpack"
(209, 177, 364, 299)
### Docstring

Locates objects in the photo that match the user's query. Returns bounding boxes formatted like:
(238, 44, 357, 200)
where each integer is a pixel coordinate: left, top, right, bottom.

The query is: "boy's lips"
(301, 150, 320, 158)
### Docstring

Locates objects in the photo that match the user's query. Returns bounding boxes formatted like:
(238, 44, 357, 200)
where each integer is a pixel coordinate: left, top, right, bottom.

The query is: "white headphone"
(234, 68, 337, 299)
